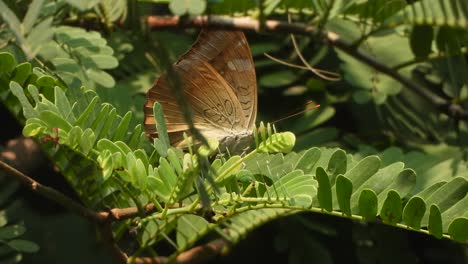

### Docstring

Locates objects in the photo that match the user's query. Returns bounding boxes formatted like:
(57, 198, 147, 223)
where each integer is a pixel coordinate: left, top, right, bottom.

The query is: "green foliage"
(0, 173, 39, 263)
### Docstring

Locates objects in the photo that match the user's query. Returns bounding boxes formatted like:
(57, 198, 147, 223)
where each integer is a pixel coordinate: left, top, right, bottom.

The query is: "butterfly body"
(144, 30, 257, 153)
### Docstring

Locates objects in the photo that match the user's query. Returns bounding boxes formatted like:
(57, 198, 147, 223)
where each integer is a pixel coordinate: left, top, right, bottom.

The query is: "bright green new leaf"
(23, 120, 46, 136)
(258, 132, 296, 153)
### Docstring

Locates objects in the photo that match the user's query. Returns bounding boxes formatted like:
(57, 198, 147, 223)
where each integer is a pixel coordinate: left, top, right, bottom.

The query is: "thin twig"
(146, 15, 468, 120)
(0, 159, 106, 223)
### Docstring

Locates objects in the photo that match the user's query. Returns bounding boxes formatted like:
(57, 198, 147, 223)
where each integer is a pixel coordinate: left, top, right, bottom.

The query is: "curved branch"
(0, 158, 105, 223)
(132, 238, 228, 264)
(146, 15, 468, 120)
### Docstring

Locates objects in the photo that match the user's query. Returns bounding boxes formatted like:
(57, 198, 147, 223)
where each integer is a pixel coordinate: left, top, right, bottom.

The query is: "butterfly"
(144, 30, 257, 154)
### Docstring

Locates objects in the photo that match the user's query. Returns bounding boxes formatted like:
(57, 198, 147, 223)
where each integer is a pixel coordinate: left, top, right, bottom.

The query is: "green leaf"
(358, 189, 378, 221)
(0, 2, 23, 44)
(0, 225, 26, 240)
(36, 75, 55, 87)
(83, 54, 119, 69)
(336, 175, 352, 216)
(51, 58, 81, 73)
(79, 128, 95, 154)
(10, 82, 37, 119)
(23, 120, 46, 136)
(176, 214, 209, 248)
(86, 68, 115, 88)
(316, 167, 332, 212)
(402, 196, 426, 229)
(343, 155, 381, 190)
(11, 62, 32, 84)
(7, 239, 39, 253)
(153, 102, 170, 150)
(380, 190, 402, 225)
(295, 147, 321, 174)
(410, 25, 433, 59)
(169, 0, 207, 16)
(326, 149, 347, 184)
(428, 204, 443, 239)
(259, 70, 297, 88)
(112, 111, 132, 141)
(23, 0, 45, 34)
(75, 96, 99, 128)
(131, 156, 147, 190)
(216, 156, 242, 183)
(257, 132, 296, 153)
(39, 110, 72, 132)
(0, 52, 16, 73)
(159, 157, 178, 189)
(448, 218, 468, 243)
(266, 170, 316, 207)
(54, 87, 74, 122)
(421, 177, 468, 225)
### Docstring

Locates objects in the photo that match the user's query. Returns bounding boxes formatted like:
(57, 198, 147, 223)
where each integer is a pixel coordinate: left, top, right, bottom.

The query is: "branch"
(0, 159, 106, 223)
(98, 203, 157, 221)
(146, 15, 468, 120)
(132, 238, 228, 264)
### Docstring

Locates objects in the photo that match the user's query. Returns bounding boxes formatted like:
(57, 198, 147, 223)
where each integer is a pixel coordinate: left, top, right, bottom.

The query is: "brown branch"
(100, 221, 128, 264)
(99, 203, 157, 221)
(0, 158, 106, 223)
(133, 238, 228, 264)
(146, 15, 468, 120)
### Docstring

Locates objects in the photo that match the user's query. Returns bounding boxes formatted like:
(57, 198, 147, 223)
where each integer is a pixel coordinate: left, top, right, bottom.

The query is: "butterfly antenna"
(272, 101, 320, 125)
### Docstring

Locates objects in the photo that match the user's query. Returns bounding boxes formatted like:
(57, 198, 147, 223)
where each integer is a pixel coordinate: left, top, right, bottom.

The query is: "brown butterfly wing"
(177, 30, 257, 129)
(144, 30, 256, 146)
(144, 58, 248, 147)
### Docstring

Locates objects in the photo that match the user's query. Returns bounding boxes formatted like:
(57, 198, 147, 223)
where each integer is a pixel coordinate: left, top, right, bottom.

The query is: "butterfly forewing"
(177, 30, 257, 129)
(144, 30, 257, 150)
